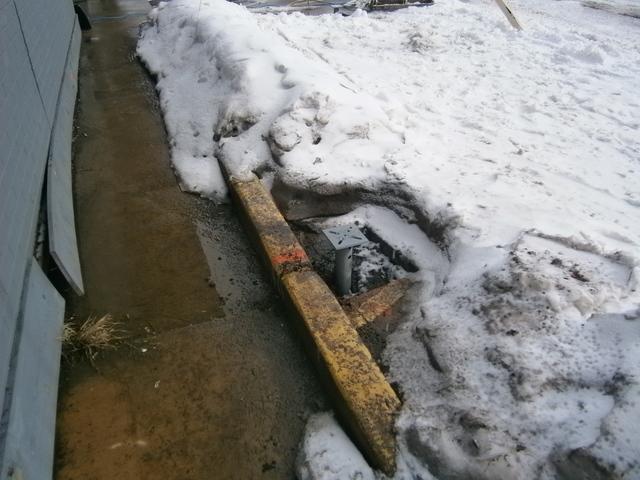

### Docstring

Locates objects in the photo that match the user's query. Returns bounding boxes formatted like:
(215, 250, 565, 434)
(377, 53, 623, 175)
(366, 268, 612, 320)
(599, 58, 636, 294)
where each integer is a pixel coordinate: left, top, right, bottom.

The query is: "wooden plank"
(226, 172, 400, 475)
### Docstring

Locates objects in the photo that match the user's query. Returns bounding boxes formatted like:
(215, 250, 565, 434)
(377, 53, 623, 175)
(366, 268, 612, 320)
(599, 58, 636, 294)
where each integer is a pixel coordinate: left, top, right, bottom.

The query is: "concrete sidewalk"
(54, 1, 325, 478)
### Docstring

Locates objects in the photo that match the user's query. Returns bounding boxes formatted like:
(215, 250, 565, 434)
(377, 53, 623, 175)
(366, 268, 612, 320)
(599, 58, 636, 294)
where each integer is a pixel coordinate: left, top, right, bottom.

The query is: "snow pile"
(297, 413, 377, 480)
(389, 233, 639, 479)
(137, 1, 401, 196)
(138, 0, 640, 478)
(298, 411, 437, 480)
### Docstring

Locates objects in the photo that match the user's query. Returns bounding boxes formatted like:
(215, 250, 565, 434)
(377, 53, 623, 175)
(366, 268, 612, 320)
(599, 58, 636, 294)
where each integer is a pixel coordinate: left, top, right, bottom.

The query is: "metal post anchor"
(322, 225, 368, 296)
(334, 247, 353, 295)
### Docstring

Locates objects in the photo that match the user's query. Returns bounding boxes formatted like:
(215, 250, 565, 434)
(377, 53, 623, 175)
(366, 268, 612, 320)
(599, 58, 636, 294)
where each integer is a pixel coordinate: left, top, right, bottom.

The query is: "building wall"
(0, 1, 80, 477)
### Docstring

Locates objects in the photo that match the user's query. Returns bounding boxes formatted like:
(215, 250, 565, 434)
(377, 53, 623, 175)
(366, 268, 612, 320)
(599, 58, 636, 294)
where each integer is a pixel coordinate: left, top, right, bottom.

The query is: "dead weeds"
(62, 314, 125, 364)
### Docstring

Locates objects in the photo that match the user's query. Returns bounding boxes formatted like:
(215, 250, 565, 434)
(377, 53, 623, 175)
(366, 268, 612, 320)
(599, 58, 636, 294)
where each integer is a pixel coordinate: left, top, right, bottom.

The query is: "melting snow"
(138, 0, 640, 478)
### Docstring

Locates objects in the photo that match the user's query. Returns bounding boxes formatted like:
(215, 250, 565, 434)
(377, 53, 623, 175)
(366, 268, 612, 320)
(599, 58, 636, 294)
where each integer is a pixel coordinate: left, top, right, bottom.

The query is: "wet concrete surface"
(55, 1, 325, 478)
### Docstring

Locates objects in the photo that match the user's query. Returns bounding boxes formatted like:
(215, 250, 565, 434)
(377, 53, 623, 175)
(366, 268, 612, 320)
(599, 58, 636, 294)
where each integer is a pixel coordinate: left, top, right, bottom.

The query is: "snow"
(137, 0, 640, 478)
(298, 412, 439, 480)
(297, 413, 377, 480)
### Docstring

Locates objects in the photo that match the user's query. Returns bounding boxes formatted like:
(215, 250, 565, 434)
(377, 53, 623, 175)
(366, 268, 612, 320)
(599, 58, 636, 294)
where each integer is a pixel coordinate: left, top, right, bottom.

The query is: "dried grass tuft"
(62, 314, 125, 363)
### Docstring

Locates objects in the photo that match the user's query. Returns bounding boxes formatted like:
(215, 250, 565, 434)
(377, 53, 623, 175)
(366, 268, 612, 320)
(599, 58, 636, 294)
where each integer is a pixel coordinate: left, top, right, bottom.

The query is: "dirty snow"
(138, 0, 640, 478)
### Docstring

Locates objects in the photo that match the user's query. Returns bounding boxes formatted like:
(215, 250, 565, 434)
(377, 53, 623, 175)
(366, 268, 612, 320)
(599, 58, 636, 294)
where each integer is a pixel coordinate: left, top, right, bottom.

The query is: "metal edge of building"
(0, 259, 65, 480)
(0, 2, 77, 476)
(47, 17, 85, 296)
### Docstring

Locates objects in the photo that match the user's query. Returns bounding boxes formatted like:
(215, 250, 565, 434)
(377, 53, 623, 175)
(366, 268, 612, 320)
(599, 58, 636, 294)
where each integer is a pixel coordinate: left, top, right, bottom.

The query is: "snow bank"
(137, 1, 400, 196)
(138, 0, 640, 478)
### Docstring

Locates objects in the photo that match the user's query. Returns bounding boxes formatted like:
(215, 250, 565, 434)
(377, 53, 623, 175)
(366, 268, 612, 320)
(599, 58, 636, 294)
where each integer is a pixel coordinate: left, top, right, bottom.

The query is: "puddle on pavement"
(55, 0, 326, 478)
(195, 208, 278, 317)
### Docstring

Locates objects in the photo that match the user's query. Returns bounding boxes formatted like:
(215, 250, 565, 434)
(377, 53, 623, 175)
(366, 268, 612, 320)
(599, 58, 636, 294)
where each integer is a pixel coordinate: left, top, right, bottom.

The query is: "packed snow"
(138, 0, 640, 478)
(297, 412, 378, 480)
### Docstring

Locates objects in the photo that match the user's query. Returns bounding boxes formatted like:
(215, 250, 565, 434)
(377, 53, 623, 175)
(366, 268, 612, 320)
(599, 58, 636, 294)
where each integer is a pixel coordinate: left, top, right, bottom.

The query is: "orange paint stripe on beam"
(271, 248, 309, 267)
